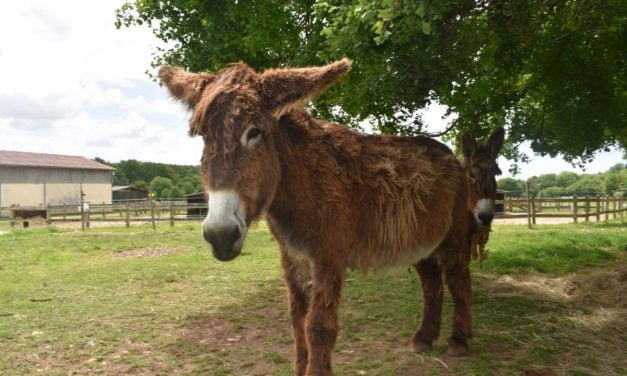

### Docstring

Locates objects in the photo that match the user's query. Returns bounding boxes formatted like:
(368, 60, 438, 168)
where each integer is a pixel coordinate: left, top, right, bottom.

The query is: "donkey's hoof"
(446, 340, 469, 357)
(411, 338, 432, 353)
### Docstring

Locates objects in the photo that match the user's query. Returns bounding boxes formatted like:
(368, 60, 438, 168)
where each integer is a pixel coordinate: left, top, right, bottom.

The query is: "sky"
(0, 1, 623, 180)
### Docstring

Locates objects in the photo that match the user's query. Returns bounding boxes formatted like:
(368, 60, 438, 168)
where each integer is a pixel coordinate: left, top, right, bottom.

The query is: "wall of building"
(0, 166, 113, 216)
(0, 166, 111, 184)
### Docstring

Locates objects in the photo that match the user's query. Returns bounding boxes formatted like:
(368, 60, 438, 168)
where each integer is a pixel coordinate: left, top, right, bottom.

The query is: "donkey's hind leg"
(444, 261, 472, 356)
(280, 251, 311, 376)
(412, 257, 444, 353)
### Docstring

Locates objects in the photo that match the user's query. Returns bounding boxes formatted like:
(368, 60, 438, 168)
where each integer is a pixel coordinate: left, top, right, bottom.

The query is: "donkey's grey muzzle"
(204, 224, 242, 261)
(474, 198, 495, 227)
(203, 190, 248, 262)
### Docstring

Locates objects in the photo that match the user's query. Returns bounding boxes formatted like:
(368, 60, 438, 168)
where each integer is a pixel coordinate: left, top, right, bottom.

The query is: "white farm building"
(0, 150, 114, 216)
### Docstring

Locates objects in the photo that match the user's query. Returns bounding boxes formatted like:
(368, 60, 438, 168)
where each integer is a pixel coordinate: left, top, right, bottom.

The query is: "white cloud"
(0, 0, 202, 165)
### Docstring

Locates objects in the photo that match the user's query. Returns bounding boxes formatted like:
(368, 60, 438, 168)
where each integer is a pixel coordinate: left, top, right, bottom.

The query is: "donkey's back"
(279, 112, 467, 270)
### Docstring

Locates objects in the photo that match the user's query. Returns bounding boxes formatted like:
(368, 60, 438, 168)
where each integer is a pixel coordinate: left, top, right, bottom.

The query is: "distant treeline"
(498, 163, 626, 198)
(95, 158, 626, 200)
(95, 158, 202, 199)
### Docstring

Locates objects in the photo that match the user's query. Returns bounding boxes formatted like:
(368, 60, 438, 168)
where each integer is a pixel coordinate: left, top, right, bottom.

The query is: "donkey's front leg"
(280, 251, 311, 376)
(305, 262, 345, 376)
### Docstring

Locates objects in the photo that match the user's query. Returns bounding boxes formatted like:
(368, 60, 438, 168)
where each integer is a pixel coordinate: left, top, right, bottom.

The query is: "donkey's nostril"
(478, 212, 494, 226)
(203, 224, 242, 255)
(228, 226, 241, 244)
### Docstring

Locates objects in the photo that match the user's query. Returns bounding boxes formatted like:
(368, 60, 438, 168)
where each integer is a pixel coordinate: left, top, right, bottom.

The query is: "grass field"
(0, 220, 625, 375)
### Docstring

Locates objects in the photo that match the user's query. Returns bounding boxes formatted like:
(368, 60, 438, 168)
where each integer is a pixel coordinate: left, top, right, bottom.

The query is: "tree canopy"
(116, 0, 626, 164)
(97, 158, 203, 198)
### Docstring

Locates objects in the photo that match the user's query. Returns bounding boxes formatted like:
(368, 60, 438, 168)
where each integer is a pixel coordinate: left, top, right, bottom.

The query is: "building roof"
(113, 185, 148, 192)
(0, 150, 115, 171)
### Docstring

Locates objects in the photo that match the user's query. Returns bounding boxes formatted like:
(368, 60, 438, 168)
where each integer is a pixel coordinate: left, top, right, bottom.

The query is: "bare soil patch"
(494, 217, 575, 225)
(113, 247, 181, 258)
(176, 304, 293, 376)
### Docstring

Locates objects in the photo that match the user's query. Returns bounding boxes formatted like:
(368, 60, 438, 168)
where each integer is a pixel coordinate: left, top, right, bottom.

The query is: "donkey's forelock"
(189, 66, 262, 137)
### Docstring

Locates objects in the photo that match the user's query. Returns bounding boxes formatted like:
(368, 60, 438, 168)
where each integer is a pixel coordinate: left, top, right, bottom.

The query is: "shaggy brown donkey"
(159, 59, 481, 375)
(411, 128, 504, 356)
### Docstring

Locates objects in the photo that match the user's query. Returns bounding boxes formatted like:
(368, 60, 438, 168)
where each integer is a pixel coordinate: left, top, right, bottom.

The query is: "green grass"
(0, 220, 625, 375)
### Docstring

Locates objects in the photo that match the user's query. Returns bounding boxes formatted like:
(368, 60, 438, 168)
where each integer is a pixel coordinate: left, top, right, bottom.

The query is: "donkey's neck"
(266, 110, 340, 245)
(268, 111, 325, 222)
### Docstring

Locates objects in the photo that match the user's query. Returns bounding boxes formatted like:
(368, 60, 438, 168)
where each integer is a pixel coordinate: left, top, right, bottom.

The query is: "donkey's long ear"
(486, 127, 505, 158)
(461, 131, 477, 159)
(158, 66, 217, 109)
(259, 59, 352, 116)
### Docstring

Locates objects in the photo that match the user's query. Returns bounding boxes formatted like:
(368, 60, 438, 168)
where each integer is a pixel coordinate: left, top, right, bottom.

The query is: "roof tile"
(0, 150, 115, 171)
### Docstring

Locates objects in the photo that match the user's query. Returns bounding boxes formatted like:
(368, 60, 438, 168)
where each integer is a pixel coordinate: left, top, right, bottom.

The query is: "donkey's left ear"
(259, 59, 352, 116)
(487, 127, 505, 157)
(461, 131, 477, 159)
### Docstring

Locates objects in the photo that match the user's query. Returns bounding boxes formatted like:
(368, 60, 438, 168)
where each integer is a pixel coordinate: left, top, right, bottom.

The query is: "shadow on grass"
(163, 258, 626, 376)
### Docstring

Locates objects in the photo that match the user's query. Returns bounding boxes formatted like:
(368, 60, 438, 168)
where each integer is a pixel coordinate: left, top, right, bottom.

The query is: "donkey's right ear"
(259, 59, 352, 116)
(158, 66, 217, 109)
(461, 131, 477, 159)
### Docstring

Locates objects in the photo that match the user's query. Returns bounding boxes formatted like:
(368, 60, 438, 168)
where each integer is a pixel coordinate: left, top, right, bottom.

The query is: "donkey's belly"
(349, 237, 444, 271)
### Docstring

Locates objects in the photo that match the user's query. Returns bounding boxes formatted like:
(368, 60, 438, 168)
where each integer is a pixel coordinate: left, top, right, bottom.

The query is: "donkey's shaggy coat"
(159, 59, 489, 376)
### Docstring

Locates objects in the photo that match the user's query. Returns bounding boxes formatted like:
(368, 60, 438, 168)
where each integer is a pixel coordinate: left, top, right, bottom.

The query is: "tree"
(539, 186, 569, 198)
(497, 177, 524, 197)
(178, 181, 196, 195)
(160, 188, 172, 200)
(567, 175, 604, 196)
(555, 172, 579, 188)
(131, 180, 149, 190)
(113, 170, 129, 186)
(604, 174, 622, 196)
(528, 173, 558, 192)
(117, 0, 626, 164)
(169, 186, 184, 200)
(150, 176, 174, 199)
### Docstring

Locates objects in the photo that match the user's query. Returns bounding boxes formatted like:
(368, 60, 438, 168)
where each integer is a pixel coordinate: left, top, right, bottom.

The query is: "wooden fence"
(497, 195, 625, 227)
(4, 200, 208, 230)
(2, 196, 625, 230)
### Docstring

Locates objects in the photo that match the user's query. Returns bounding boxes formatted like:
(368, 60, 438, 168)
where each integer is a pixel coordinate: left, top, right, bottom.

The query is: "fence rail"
(3, 200, 208, 229)
(1, 196, 625, 230)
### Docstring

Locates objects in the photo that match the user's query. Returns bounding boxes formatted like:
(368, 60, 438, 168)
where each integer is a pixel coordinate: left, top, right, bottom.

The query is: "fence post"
(150, 200, 156, 231)
(596, 195, 601, 222)
(46, 204, 52, 226)
(169, 202, 175, 227)
(614, 197, 618, 219)
(80, 192, 85, 231)
(526, 181, 532, 229)
(10, 209, 16, 228)
(86, 206, 90, 229)
(605, 196, 610, 222)
(125, 203, 130, 228)
(584, 195, 590, 222)
(573, 195, 578, 223)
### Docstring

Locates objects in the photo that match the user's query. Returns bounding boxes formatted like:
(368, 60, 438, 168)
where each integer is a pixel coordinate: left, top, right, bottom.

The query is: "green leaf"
(373, 20, 385, 35)
(421, 21, 431, 34)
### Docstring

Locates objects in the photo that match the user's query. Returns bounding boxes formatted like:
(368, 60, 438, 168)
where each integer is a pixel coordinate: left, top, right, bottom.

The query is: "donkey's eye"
(247, 127, 262, 141)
